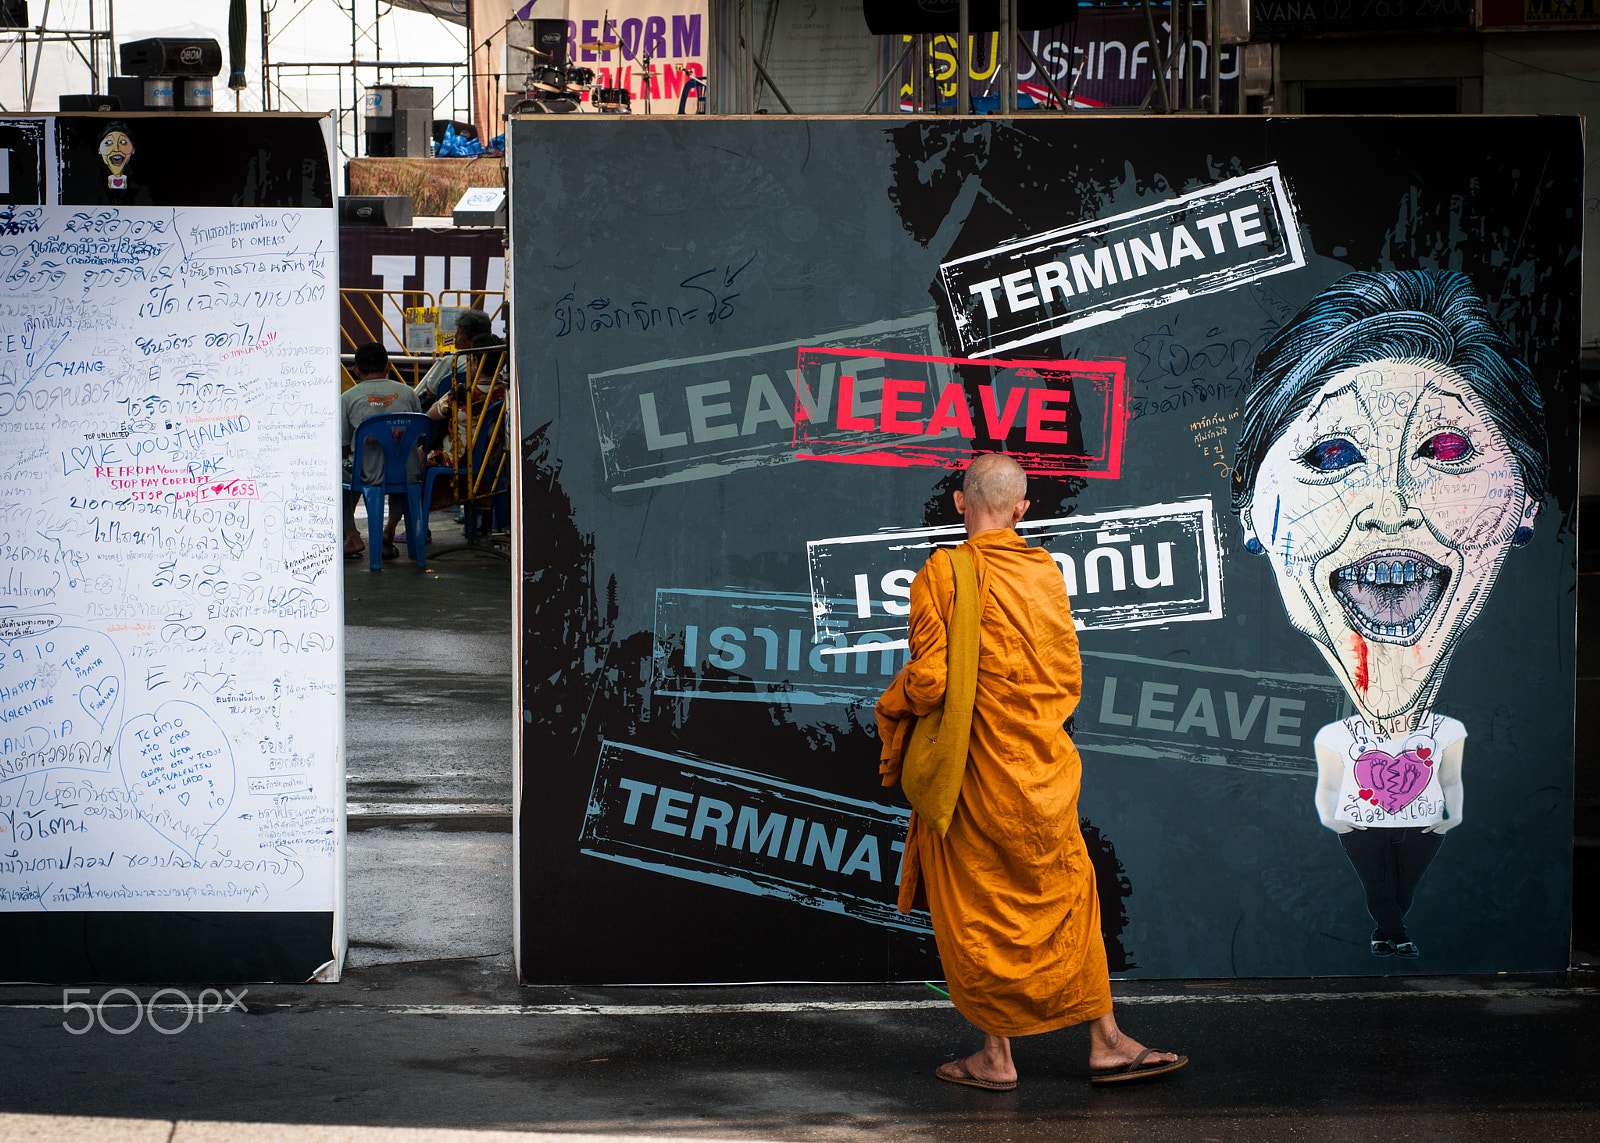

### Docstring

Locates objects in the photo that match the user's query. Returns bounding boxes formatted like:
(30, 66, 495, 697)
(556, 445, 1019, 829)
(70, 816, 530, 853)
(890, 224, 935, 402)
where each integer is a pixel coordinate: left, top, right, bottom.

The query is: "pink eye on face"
(1416, 430, 1472, 463)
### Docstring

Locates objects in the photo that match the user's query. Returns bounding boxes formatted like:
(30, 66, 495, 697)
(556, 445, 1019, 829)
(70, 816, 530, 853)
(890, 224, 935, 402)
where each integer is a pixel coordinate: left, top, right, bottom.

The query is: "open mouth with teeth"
(1330, 550, 1450, 645)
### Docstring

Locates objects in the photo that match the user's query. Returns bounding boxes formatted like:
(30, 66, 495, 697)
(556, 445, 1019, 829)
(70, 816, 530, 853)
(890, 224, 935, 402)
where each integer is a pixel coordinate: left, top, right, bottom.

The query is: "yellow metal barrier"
(339, 287, 508, 391)
(339, 287, 437, 389)
(429, 346, 509, 532)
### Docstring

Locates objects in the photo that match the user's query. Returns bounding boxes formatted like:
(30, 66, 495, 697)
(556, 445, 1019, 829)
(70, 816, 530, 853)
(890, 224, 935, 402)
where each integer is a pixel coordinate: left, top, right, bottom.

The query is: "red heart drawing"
(1359, 788, 1374, 801)
(1416, 747, 1432, 761)
(1354, 750, 1432, 815)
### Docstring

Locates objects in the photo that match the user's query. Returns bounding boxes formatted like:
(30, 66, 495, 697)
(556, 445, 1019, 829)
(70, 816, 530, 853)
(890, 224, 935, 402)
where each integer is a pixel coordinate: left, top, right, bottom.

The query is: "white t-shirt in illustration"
(1315, 712, 1466, 829)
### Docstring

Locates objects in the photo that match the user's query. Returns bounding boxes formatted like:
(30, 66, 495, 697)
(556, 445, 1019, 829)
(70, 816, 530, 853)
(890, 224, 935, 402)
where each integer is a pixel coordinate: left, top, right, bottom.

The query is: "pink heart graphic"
(1354, 750, 1432, 815)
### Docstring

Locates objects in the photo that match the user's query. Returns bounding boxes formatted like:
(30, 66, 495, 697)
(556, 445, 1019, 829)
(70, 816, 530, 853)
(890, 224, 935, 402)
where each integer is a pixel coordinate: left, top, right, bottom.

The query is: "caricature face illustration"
(1245, 358, 1538, 724)
(98, 129, 133, 180)
(1233, 270, 1549, 733)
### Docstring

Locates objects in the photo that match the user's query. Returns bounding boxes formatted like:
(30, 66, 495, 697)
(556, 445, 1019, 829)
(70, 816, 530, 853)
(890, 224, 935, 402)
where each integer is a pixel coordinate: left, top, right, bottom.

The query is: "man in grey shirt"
(342, 341, 423, 559)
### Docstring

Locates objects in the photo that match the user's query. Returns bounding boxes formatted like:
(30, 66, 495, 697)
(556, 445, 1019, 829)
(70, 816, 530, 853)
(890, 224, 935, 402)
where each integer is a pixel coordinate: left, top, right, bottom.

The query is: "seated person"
(342, 342, 424, 560)
(414, 308, 507, 410)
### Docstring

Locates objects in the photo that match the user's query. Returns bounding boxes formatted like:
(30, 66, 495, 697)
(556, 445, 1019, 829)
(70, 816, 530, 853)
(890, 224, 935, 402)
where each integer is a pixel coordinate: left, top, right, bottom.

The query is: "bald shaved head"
(962, 453, 1028, 515)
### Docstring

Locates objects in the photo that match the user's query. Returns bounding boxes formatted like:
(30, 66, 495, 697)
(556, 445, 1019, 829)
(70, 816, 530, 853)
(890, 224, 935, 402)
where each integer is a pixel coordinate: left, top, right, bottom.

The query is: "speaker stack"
(364, 86, 434, 157)
(113, 37, 222, 111)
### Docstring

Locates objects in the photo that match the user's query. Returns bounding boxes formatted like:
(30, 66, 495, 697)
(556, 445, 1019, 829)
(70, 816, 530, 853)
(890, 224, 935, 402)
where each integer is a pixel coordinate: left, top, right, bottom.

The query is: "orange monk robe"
(876, 528, 1112, 1038)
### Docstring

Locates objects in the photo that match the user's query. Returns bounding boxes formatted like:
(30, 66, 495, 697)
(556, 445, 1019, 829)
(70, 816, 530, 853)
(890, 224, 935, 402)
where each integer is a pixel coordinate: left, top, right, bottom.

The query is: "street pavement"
(2, 974, 1598, 1141)
(4, 506, 1598, 1142)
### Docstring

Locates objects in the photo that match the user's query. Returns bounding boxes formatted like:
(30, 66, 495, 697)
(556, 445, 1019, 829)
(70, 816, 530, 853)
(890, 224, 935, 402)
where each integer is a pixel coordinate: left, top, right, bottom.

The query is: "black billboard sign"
(510, 115, 1580, 984)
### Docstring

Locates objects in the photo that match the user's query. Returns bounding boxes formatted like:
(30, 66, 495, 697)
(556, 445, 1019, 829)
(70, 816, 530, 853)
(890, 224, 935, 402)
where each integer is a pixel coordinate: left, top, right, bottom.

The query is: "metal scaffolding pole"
(860, 36, 915, 114)
(915, 33, 925, 113)
(740, 0, 755, 112)
(262, 0, 273, 110)
(754, 0, 782, 109)
(1210, 0, 1221, 113)
(1, 0, 114, 112)
(262, 0, 469, 160)
(998, 0, 1012, 114)
(1184, 0, 1195, 110)
(957, 0, 969, 115)
(1141, 0, 1170, 112)
(740, 0, 794, 113)
(1017, 33, 1066, 111)
(25, 0, 54, 111)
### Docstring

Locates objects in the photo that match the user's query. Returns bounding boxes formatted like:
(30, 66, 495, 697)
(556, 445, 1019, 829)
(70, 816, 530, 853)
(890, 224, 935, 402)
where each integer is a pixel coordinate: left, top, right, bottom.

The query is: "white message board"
(0, 200, 342, 916)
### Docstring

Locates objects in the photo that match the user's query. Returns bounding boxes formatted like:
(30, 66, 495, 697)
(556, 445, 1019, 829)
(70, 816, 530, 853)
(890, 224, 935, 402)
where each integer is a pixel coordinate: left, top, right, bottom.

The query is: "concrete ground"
(3, 504, 1599, 1142)
(342, 510, 514, 971)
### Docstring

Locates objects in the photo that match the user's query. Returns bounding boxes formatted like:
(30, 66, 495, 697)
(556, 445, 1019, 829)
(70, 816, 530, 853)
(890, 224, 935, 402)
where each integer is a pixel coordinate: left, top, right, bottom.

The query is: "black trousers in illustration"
(1338, 827, 1445, 943)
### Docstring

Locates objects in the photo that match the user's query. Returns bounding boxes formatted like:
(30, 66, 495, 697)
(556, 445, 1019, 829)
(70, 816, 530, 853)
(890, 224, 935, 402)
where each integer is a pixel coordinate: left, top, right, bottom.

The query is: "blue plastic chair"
(423, 399, 508, 543)
(344, 413, 431, 571)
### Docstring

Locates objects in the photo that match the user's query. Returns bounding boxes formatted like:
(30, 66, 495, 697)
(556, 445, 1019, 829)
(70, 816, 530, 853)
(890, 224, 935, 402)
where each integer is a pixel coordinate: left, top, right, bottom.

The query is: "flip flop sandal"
(1090, 1048, 1188, 1084)
(935, 1058, 1017, 1092)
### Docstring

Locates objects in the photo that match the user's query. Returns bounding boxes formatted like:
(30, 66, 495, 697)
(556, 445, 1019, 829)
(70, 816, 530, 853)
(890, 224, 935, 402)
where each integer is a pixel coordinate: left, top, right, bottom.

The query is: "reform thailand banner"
(531, 0, 710, 114)
(475, 0, 707, 127)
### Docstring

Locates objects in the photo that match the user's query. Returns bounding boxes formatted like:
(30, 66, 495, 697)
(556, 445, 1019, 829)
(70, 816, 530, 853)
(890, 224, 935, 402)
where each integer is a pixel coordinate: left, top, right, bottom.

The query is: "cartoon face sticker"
(1231, 270, 1549, 734)
(98, 127, 134, 187)
(1244, 358, 1537, 725)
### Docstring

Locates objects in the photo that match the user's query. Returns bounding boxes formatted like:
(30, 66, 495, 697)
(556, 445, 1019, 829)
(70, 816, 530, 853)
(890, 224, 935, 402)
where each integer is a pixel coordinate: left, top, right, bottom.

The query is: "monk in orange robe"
(877, 453, 1187, 1090)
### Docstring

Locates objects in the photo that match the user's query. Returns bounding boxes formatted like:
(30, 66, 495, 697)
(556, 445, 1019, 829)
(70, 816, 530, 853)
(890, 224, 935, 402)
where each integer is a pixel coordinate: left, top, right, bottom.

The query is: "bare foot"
(935, 1033, 1017, 1089)
(1089, 1035, 1181, 1072)
(1088, 1013, 1181, 1072)
(936, 1051, 1016, 1089)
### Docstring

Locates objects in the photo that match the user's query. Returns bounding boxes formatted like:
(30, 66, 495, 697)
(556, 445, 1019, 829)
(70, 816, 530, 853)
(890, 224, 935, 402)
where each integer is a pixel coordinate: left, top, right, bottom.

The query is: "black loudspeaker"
(339, 195, 414, 228)
(862, 0, 1075, 33)
(393, 108, 432, 157)
(365, 111, 431, 157)
(119, 38, 223, 78)
(532, 19, 568, 65)
(59, 94, 122, 112)
(1, 2, 28, 30)
(107, 76, 144, 110)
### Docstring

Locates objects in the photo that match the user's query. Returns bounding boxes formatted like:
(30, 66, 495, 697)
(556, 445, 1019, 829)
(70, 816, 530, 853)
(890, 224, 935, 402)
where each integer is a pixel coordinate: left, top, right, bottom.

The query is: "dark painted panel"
(510, 116, 1581, 983)
(53, 114, 333, 207)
